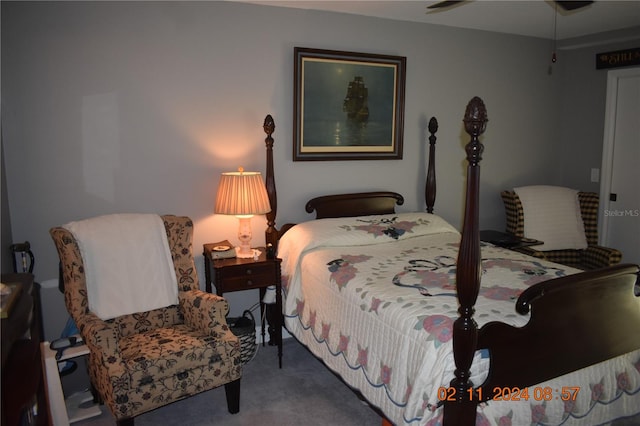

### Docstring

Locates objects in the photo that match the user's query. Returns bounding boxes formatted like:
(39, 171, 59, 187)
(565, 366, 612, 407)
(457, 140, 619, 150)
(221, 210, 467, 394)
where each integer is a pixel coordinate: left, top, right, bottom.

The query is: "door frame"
(599, 66, 640, 246)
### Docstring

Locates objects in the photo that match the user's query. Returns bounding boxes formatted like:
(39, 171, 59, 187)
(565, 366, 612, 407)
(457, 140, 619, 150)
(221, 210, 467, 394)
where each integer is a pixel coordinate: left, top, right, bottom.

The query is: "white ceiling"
(236, 1, 640, 41)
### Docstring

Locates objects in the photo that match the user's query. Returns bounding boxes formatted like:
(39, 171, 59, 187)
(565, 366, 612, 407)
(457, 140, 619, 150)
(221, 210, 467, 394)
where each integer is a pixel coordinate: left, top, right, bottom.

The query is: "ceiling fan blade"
(427, 1, 466, 10)
(555, 1, 594, 11)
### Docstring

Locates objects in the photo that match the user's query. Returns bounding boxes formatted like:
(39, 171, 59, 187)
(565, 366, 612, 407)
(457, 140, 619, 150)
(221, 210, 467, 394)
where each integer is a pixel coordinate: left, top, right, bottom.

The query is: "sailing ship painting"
(294, 48, 405, 159)
(343, 76, 369, 122)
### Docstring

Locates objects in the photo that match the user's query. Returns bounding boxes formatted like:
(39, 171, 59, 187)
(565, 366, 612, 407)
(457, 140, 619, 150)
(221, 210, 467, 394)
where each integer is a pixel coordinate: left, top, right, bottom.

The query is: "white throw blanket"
(514, 185, 588, 251)
(63, 213, 178, 320)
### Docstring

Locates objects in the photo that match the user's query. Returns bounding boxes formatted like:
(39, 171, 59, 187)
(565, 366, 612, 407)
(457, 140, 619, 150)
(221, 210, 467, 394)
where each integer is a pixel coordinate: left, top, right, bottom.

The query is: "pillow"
(63, 213, 178, 320)
(277, 212, 459, 277)
(514, 186, 588, 251)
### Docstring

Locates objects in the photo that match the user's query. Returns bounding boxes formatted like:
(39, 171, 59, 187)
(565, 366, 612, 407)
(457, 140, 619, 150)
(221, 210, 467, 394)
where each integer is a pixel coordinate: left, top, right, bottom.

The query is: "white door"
(600, 67, 640, 265)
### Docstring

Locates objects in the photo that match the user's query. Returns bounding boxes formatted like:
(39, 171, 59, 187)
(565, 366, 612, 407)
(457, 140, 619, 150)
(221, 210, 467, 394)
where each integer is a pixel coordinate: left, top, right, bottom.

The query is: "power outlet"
(590, 168, 600, 183)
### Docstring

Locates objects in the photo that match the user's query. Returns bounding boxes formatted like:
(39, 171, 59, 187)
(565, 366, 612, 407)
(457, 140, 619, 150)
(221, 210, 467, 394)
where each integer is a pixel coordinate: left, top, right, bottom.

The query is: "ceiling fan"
(427, 1, 594, 12)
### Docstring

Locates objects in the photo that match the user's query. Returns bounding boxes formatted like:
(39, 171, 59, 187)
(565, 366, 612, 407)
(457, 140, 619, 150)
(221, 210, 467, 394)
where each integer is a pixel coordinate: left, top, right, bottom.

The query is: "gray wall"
(556, 30, 640, 193)
(1, 1, 638, 327)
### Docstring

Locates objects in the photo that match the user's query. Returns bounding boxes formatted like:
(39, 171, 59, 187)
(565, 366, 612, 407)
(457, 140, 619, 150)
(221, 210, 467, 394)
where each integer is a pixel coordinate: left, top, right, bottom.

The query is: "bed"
(259, 98, 640, 425)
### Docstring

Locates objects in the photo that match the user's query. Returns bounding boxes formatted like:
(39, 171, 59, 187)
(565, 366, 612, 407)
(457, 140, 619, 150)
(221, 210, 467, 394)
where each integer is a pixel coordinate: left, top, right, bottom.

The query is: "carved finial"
(463, 96, 488, 137)
(463, 97, 487, 166)
(428, 116, 438, 135)
(264, 114, 275, 137)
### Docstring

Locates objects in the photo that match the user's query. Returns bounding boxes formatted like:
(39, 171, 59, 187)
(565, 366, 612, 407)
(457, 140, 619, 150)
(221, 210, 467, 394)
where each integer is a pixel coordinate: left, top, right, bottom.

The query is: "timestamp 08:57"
(437, 386, 581, 402)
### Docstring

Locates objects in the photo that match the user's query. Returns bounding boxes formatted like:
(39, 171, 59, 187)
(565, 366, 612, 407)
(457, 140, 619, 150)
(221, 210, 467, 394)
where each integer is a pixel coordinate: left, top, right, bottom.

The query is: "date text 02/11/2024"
(437, 386, 581, 402)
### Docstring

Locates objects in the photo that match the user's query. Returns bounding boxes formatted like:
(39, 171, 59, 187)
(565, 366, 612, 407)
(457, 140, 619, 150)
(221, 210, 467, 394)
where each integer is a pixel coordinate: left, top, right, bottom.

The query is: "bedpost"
(444, 97, 487, 425)
(264, 115, 278, 249)
(426, 117, 438, 213)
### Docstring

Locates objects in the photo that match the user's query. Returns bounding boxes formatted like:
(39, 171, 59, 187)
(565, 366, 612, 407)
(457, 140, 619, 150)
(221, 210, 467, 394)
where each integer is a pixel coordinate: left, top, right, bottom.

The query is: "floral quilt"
(278, 212, 640, 426)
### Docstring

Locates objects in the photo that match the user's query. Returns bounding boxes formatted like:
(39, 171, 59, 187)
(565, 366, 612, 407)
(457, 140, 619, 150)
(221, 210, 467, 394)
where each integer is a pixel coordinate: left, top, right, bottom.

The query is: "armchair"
(50, 214, 242, 425)
(502, 189, 622, 270)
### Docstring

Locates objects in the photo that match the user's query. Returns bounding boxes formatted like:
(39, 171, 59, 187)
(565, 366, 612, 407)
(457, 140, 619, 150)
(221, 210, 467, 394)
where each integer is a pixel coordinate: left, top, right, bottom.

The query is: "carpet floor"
(74, 338, 382, 426)
(71, 337, 640, 426)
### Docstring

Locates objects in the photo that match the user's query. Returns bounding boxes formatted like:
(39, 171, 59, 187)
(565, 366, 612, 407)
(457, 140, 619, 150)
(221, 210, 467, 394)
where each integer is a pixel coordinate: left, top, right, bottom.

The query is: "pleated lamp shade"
(215, 168, 271, 216)
(215, 168, 271, 258)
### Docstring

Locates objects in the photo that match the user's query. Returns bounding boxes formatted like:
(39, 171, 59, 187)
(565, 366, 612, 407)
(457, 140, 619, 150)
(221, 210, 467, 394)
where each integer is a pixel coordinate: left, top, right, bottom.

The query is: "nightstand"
(203, 244, 283, 368)
(480, 230, 543, 249)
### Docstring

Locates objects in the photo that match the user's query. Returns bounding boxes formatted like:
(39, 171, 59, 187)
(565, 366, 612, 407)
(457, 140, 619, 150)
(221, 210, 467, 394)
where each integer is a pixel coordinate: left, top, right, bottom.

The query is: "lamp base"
(236, 248, 255, 259)
(236, 216, 254, 258)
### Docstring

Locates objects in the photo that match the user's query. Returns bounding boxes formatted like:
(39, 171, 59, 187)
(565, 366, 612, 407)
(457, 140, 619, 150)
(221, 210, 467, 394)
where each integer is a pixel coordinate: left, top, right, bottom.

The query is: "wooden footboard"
(478, 263, 640, 397)
(444, 97, 640, 425)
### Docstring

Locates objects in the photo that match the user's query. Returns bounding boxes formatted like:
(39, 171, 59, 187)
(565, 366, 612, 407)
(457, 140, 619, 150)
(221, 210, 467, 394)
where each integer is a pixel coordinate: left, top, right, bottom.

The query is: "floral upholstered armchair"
(50, 214, 242, 426)
(501, 188, 622, 270)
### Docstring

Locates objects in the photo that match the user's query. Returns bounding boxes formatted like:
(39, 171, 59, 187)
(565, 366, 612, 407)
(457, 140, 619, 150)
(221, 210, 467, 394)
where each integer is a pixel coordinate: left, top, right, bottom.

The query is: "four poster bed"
(260, 98, 640, 425)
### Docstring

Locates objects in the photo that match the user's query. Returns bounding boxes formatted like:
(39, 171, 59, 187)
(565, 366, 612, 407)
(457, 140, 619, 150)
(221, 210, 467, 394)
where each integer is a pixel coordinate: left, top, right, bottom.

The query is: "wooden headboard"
(263, 115, 439, 246)
(305, 191, 404, 219)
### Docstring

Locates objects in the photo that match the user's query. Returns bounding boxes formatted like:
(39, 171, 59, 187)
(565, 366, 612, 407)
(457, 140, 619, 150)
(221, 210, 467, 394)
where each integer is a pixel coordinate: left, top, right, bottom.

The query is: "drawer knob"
(246, 269, 252, 275)
(246, 280, 253, 286)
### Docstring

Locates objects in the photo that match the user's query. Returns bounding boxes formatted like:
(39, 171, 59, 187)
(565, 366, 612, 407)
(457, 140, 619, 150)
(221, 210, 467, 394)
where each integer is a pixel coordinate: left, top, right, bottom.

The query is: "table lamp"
(215, 167, 271, 258)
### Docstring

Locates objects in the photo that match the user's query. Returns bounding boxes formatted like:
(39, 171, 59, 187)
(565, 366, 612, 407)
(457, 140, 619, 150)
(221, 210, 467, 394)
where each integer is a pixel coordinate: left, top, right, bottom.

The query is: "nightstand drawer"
(219, 264, 275, 290)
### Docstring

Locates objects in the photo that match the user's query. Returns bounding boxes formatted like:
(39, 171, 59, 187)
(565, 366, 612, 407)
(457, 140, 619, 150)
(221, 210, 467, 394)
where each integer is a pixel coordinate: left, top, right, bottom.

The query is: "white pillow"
(63, 213, 178, 320)
(514, 186, 588, 251)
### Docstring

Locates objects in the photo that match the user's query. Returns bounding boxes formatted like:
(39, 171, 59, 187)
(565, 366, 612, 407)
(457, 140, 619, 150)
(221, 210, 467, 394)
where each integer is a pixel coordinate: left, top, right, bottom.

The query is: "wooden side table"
(1, 273, 47, 426)
(480, 230, 543, 250)
(202, 244, 283, 368)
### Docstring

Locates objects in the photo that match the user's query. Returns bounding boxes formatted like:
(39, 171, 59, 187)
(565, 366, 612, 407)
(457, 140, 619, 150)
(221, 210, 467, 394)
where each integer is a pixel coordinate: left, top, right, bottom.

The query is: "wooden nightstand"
(480, 230, 543, 250)
(202, 244, 283, 368)
(2, 273, 48, 426)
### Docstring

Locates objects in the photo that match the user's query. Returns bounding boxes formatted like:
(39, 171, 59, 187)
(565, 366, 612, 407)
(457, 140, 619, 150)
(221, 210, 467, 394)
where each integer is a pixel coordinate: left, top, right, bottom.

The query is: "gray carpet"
(71, 337, 640, 426)
(74, 338, 382, 425)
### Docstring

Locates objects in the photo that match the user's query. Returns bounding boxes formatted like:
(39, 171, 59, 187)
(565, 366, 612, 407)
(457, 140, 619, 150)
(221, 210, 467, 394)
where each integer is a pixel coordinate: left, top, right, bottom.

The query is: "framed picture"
(293, 47, 406, 161)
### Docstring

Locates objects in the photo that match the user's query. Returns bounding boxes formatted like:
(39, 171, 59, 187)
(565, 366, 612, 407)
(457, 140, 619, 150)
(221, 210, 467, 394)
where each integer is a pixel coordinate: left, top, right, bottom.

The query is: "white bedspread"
(278, 212, 640, 425)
